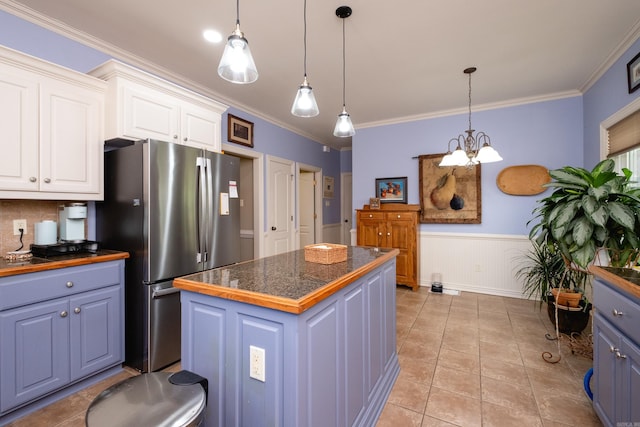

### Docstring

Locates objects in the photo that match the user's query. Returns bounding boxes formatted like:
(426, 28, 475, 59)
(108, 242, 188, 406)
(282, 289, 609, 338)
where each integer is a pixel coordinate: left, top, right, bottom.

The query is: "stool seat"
(86, 372, 207, 427)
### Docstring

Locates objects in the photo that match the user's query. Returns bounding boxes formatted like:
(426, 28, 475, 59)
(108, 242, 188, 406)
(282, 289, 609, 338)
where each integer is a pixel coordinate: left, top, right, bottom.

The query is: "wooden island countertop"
(173, 246, 399, 314)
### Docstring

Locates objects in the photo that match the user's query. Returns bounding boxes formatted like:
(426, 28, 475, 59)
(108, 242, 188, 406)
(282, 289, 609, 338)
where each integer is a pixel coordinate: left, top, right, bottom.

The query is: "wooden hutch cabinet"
(356, 204, 420, 291)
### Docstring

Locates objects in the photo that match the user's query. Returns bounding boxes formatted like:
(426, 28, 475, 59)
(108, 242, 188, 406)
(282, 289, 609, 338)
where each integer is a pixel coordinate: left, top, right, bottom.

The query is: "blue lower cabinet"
(0, 261, 124, 418)
(181, 258, 399, 427)
(592, 277, 640, 426)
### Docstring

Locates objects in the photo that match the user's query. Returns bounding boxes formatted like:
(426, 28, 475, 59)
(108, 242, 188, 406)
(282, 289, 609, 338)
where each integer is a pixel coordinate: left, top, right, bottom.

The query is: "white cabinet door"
(40, 81, 103, 194)
(122, 84, 179, 142)
(0, 68, 38, 191)
(180, 102, 220, 152)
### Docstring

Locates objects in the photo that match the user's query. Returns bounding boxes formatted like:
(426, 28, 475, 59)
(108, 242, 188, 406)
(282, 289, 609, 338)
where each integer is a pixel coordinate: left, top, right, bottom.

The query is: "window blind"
(608, 109, 640, 156)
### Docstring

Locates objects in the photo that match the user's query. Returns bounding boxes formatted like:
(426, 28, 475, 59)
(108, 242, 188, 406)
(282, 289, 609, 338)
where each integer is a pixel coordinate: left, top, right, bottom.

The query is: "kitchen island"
(174, 246, 400, 427)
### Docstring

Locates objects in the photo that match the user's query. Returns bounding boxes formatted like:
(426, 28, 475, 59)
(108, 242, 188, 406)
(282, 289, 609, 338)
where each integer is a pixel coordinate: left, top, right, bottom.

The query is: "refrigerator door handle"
(196, 156, 207, 264)
(151, 286, 181, 298)
(204, 157, 214, 264)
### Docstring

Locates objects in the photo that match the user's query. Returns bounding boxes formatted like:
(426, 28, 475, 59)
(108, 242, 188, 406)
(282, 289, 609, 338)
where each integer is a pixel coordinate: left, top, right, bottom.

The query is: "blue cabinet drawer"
(0, 262, 121, 311)
(594, 278, 640, 345)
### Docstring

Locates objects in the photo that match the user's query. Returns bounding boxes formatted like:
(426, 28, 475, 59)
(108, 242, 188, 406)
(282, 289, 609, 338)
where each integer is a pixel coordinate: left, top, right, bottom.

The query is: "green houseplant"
(521, 159, 640, 333)
(528, 159, 640, 270)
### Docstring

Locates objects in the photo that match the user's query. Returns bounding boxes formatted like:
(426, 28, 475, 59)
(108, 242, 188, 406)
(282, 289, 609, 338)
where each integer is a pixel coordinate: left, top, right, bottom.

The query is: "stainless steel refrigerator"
(97, 138, 240, 372)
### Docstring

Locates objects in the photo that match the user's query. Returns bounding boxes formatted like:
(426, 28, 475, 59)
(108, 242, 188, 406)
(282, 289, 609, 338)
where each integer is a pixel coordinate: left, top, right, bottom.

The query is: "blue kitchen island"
(173, 246, 400, 427)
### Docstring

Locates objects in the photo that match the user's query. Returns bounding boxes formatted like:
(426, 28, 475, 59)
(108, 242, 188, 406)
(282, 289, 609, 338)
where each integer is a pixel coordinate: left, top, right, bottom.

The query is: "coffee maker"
(59, 203, 87, 242)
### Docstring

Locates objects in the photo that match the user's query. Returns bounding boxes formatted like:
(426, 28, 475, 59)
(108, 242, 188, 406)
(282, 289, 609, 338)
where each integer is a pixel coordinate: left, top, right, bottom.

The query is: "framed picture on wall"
(375, 177, 407, 203)
(418, 153, 481, 223)
(227, 114, 254, 147)
(627, 51, 640, 94)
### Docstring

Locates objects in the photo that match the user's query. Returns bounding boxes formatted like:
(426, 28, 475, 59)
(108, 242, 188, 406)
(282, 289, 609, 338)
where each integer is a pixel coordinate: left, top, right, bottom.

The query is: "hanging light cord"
(303, 0, 308, 77)
(235, 0, 240, 25)
(341, 17, 346, 107)
(467, 71, 472, 132)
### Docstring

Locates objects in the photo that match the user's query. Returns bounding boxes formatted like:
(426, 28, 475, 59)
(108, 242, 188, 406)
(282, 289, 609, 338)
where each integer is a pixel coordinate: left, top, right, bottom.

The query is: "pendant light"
(218, 0, 258, 84)
(333, 6, 355, 137)
(291, 0, 319, 117)
(439, 67, 502, 167)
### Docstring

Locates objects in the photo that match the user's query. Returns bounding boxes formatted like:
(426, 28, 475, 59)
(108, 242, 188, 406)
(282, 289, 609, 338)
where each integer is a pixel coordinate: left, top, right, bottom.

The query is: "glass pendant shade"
(334, 107, 355, 137)
(218, 25, 258, 84)
(291, 76, 319, 117)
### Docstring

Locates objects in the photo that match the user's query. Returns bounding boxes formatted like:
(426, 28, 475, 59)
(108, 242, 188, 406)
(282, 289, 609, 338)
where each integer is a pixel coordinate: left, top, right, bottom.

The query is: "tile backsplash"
(0, 200, 67, 255)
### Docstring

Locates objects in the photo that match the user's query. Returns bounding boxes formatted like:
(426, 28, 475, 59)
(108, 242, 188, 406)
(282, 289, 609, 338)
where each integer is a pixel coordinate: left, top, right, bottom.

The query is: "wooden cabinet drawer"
(385, 212, 415, 221)
(358, 211, 385, 221)
(594, 279, 640, 345)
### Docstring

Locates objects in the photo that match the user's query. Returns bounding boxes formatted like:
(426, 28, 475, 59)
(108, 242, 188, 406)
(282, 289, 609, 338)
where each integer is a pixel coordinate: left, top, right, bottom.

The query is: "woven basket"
(304, 243, 347, 264)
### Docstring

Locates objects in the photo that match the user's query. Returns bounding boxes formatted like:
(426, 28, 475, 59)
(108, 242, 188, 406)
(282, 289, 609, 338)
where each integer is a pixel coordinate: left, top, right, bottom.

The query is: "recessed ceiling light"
(203, 29, 223, 43)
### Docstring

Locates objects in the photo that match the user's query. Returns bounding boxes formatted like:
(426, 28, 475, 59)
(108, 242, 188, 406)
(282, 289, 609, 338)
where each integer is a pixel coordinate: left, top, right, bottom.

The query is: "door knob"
(271, 226, 277, 231)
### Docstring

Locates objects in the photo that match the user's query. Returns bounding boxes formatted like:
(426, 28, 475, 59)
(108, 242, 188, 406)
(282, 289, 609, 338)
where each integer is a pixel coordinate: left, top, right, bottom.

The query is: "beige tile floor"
(377, 287, 601, 427)
(6, 287, 601, 427)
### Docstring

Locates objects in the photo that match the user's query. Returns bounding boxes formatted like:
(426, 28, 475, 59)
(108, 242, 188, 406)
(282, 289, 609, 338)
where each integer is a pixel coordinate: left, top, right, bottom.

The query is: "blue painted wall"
(354, 96, 584, 235)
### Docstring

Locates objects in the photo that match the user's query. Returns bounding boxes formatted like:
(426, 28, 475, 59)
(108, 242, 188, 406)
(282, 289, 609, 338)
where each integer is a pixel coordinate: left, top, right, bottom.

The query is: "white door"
(341, 173, 353, 244)
(266, 156, 294, 255)
(299, 171, 315, 248)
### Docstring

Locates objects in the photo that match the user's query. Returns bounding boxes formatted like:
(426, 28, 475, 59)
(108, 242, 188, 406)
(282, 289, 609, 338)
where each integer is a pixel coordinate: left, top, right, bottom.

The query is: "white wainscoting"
(420, 232, 532, 298)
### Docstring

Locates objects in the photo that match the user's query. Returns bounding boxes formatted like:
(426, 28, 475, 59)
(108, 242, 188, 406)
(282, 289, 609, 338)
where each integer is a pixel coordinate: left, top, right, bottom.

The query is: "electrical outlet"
(249, 345, 266, 382)
(13, 219, 27, 235)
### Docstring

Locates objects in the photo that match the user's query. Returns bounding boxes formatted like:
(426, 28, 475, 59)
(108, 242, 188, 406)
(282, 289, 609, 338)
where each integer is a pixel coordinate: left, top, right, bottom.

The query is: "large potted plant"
(516, 240, 591, 333)
(523, 159, 640, 333)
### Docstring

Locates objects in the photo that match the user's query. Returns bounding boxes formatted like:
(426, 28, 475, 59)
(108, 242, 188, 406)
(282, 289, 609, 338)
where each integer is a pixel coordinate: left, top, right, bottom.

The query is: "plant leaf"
(608, 201, 635, 230)
(549, 169, 589, 187)
(572, 217, 593, 247)
(571, 240, 596, 269)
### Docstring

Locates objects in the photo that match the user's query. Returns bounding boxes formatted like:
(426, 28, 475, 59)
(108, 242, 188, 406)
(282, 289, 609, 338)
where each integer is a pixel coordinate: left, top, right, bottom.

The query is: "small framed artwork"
(323, 176, 334, 198)
(375, 177, 407, 203)
(369, 197, 380, 209)
(227, 114, 254, 147)
(627, 51, 640, 94)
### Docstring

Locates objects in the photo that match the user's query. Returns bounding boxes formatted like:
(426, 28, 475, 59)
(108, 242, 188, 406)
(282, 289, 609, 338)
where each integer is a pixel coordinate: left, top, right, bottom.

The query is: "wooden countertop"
(590, 265, 640, 299)
(174, 246, 399, 314)
(0, 250, 129, 277)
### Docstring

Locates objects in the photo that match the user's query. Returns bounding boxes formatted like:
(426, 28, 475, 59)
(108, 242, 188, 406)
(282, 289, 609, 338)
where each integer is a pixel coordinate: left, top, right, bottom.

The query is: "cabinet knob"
(615, 350, 627, 359)
(397, 215, 401, 218)
(612, 308, 624, 317)
(173, 135, 178, 139)
(387, 232, 391, 236)
(609, 345, 616, 353)
(369, 214, 373, 218)
(378, 232, 382, 236)
(183, 137, 188, 142)
(60, 311, 68, 318)
(74, 307, 81, 314)
(43, 178, 51, 183)
(29, 176, 37, 182)
(66, 281, 74, 288)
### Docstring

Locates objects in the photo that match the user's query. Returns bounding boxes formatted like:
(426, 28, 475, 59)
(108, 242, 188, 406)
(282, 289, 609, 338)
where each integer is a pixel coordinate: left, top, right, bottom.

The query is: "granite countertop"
(0, 250, 129, 278)
(174, 246, 399, 314)
(590, 265, 640, 299)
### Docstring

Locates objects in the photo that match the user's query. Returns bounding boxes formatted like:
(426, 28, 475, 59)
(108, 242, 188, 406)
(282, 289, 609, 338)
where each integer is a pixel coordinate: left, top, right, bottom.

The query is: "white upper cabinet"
(90, 60, 227, 152)
(0, 46, 105, 200)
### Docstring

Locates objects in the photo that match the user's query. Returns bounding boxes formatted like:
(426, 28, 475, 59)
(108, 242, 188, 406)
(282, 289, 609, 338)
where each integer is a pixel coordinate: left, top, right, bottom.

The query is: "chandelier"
(439, 67, 502, 167)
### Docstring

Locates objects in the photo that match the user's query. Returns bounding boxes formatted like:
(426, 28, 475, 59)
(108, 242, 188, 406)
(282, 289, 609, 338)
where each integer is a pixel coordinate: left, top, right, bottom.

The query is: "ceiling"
(3, 0, 640, 150)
